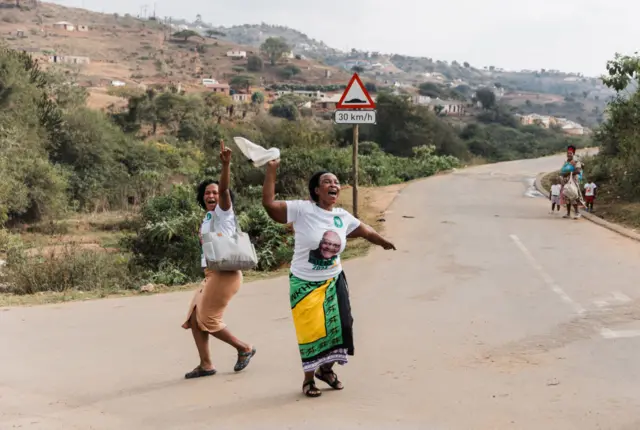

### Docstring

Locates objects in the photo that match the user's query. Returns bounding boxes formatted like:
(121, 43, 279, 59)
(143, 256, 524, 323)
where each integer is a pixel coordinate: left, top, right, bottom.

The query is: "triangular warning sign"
(336, 73, 376, 109)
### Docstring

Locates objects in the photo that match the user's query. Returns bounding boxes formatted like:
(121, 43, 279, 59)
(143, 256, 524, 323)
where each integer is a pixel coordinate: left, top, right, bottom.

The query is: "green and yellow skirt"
(289, 271, 354, 372)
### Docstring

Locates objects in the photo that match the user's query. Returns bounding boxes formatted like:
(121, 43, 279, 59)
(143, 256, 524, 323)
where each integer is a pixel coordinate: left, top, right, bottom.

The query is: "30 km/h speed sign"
(333, 110, 376, 125)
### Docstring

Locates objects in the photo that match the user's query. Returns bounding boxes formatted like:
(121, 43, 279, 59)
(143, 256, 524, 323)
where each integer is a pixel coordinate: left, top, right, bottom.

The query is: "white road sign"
(333, 110, 377, 125)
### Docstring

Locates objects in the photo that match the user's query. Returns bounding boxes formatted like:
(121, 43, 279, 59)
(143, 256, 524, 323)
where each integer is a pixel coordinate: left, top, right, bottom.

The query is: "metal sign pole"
(352, 124, 359, 218)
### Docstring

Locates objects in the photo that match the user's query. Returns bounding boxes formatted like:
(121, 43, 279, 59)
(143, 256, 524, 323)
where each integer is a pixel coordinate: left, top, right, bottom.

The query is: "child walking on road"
(584, 181, 597, 213)
(550, 179, 561, 214)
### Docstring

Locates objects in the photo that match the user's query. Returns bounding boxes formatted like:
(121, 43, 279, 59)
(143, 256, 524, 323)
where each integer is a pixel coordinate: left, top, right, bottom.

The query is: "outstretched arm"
(348, 223, 395, 250)
(218, 140, 232, 211)
(262, 160, 288, 224)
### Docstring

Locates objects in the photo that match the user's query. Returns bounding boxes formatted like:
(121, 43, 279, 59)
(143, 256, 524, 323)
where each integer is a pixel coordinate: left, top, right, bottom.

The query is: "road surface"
(2, 153, 640, 430)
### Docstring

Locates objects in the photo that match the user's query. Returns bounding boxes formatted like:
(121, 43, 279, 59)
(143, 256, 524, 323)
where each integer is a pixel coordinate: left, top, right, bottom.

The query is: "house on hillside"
(232, 92, 252, 103)
(315, 93, 342, 110)
(53, 21, 75, 31)
(412, 95, 466, 116)
(275, 90, 325, 100)
(48, 55, 90, 65)
(520, 113, 552, 128)
(202, 78, 219, 86)
(208, 83, 230, 95)
(226, 50, 247, 59)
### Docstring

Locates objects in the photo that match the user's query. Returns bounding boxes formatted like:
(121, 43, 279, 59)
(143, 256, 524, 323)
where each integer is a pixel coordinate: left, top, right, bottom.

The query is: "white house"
(53, 21, 74, 31)
(202, 78, 219, 86)
(110, 80, 126, 87)
(226, 50, 247, 59)
(276, 90, 325, 100)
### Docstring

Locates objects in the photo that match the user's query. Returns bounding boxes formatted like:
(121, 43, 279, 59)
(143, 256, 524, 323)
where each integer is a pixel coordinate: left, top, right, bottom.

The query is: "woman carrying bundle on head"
(559, 144, 583, 219)
(261, 159, 396, 398)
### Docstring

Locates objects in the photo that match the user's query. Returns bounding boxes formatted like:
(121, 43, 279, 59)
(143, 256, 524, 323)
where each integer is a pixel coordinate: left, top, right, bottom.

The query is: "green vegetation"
(260, 37, 290, 65)
(580, 53, 640, 229)
(0, 42, 595, 303)
(0, 46, 460, 301)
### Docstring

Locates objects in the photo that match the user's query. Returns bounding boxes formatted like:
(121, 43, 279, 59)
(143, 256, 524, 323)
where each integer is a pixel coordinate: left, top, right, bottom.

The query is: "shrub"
(2, 243, 136, 295)
(125, 184, 203, 283)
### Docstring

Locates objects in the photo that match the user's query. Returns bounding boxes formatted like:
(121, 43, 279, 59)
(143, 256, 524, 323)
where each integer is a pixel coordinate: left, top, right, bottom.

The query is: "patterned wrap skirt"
(289, 271, 354, 373)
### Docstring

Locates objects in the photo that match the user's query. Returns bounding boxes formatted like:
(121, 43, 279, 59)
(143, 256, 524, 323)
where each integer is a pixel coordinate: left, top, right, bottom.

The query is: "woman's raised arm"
(218, 140, 232, 211)
(262, 160, 288, 224)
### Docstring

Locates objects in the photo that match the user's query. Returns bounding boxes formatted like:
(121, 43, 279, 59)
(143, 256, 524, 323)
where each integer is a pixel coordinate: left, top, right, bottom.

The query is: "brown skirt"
(182, 268, 243, 333)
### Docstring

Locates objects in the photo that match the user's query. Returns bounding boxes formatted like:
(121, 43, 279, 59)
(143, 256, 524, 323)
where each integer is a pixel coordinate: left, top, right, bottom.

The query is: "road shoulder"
(535, 172, 640, 242)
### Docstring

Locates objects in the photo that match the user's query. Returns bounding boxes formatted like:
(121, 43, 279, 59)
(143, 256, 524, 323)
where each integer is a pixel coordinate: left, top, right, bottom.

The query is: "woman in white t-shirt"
(182, 141, 256, 379)
(262, 159, 396, 398)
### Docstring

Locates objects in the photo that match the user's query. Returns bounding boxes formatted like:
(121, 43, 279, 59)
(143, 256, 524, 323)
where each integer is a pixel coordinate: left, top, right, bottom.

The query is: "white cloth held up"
(233, 137, 280, 167)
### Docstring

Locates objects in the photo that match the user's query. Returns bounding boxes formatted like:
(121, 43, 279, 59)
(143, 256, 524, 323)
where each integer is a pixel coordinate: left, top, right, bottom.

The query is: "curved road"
(2, 153, 640, 429)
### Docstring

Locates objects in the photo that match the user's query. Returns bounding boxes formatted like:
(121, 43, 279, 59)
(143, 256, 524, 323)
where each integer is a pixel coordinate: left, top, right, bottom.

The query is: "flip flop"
(185, 366, 217, 379)
(234, 347, 256, 372)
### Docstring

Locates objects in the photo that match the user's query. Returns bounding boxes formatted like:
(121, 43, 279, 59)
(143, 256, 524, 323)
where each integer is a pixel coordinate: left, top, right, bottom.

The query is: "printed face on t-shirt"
(319, 230, 341, 259)
(308, 229, 342, 269)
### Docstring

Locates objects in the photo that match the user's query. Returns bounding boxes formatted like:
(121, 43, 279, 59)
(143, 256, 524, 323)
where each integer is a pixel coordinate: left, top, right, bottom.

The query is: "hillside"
(0, 3, 350, 108)
(213, 23, 340, 60)
(217, 23, 614, 126)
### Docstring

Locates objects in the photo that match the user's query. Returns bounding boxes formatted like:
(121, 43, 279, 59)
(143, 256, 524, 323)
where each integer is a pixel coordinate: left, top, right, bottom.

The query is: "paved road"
(2, 153, 640, 430)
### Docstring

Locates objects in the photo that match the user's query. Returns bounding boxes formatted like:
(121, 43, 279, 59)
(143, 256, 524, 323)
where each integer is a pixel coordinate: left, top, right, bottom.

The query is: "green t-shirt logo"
(206, 213, 212, 220)
(333, 216, 343, 228)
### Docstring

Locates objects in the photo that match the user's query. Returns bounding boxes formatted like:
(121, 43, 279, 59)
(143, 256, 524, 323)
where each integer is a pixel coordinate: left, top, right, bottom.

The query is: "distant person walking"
(559, 145, 583, 219)
(549, 179, 562, 214)
(584, 181, 597, 213)
(182, 141, 256, 379)
(262, 159, 396, 398)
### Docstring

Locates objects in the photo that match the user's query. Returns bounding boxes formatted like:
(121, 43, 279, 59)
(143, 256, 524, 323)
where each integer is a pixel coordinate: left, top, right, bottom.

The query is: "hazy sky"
(52, 0, 639, 76)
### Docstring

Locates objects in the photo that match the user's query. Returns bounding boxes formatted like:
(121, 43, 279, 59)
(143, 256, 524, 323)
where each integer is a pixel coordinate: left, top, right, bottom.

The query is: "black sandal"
(184, 366, 217, 379)
(315, 366, 344, 390)
(302, 380, 322, 397)
(234, 347, 256, 372)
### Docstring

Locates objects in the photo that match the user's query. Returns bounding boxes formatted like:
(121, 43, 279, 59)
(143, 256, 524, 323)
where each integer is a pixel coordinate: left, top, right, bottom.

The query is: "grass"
(542, 172, 640, 231)
(0, 183, 406, 307)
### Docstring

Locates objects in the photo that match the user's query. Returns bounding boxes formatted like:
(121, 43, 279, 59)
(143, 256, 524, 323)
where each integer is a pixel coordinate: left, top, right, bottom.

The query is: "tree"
(172, 30, 202, 41)
(418, 82, 441, 98)
(576, 52, 640, 201)
(366, 92, 469, 159)
(364, 82, 377, 93)
(351, 65, 364, 74)
(205, 29, 225, 38)
(230, 75, 255, 93)
(475, 88, 496, 109)
(203, 92, 232, 123)
(463, 62, 470, 68)
(260, 37, 290, 66)
(251, 91, 265, 105)
(247, 55, 263, 72)
(279, 64, 301, 79)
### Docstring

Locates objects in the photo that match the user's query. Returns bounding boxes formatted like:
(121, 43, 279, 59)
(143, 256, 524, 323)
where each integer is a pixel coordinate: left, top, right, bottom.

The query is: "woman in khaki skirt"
(182, 141, 256, 378)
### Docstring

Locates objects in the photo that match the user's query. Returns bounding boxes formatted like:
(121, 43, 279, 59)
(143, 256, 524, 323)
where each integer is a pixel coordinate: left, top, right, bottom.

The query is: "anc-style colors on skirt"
(289, 271, 354, 372)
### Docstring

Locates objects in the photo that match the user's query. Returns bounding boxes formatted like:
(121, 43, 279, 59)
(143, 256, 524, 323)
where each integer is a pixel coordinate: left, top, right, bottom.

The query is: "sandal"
(315, 366, 344, 390)
(234, 347, 256, 372)
(184, 366, 217, 379)
(302, 380, 322, 397)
